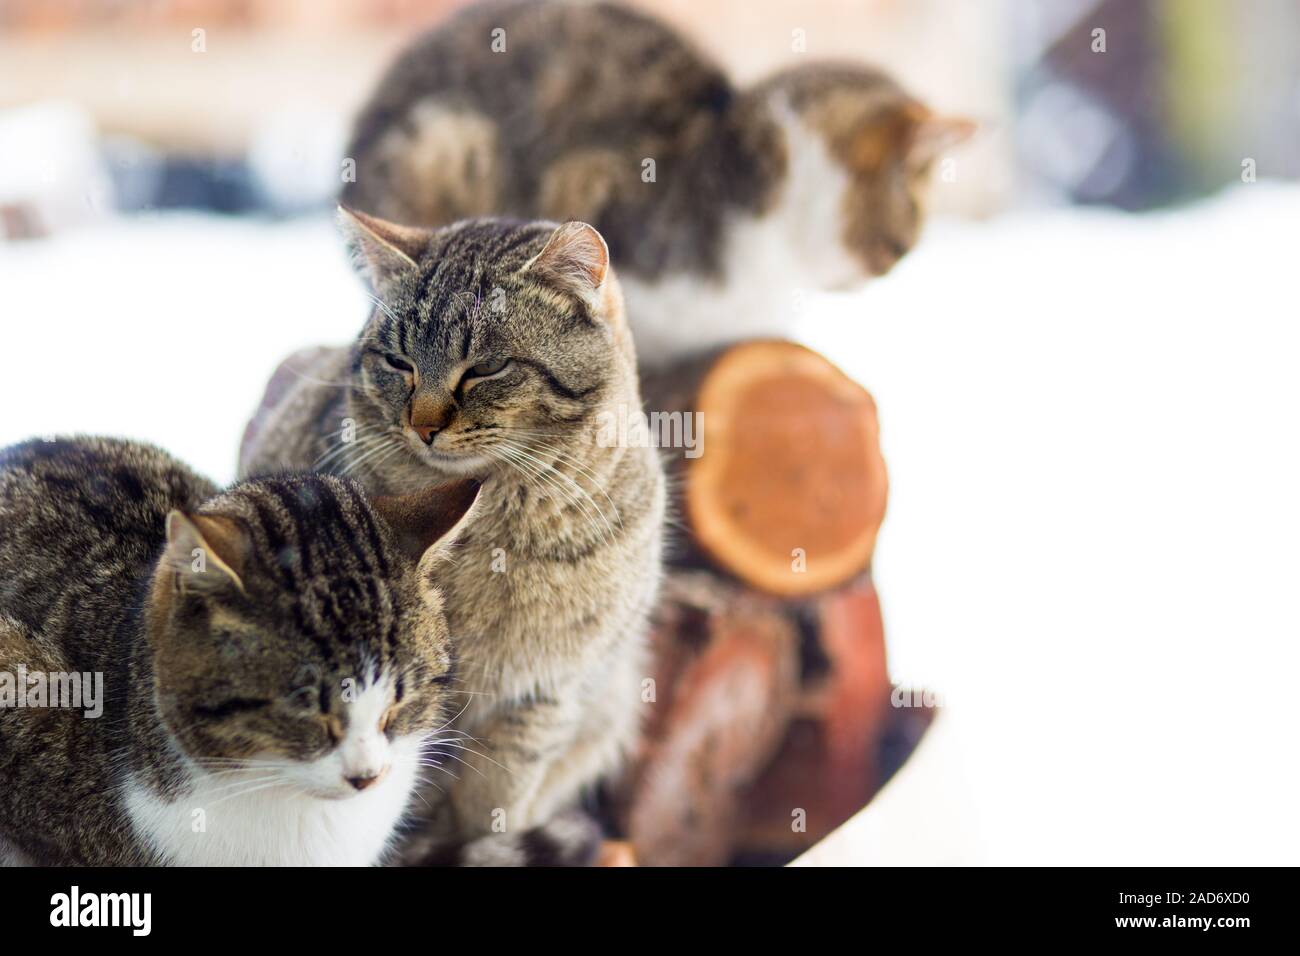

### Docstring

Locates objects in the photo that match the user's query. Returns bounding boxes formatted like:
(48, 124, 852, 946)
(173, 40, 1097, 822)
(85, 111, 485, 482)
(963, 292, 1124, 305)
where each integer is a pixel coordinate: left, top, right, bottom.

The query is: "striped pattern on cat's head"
(149, 471, 480, 798)
(333, 212, 638, 484)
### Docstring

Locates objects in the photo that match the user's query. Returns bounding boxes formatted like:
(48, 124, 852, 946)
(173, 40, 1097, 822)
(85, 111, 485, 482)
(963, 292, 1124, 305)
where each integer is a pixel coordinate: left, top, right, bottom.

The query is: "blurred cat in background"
(342, 0, 975, 362)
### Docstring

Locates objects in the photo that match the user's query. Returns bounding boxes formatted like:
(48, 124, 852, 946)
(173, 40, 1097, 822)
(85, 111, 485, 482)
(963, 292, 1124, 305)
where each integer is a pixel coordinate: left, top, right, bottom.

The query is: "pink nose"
(409, 397, 454, 445)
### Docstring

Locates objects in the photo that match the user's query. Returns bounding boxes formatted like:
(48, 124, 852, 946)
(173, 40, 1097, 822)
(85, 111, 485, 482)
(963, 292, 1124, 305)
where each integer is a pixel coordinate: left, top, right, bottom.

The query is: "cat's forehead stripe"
(225, 476, 397, 598)
(404, 219, 554, 338)
(265, 482, 316, 578)
(338, 480, 392, 578)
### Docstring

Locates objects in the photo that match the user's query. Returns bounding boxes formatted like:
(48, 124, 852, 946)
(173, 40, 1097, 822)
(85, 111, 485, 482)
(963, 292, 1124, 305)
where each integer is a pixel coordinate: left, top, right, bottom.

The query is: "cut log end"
(685, 340, 887, 597)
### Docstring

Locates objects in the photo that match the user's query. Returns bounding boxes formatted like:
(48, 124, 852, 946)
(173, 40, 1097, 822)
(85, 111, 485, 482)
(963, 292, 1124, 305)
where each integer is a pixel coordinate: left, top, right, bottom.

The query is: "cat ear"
(906, 115, 978, 170)
(164, 511, 248, 593)
(337, 205, 429, 289)
(371, 479, 482, 565)
(528, 221, 610, 296)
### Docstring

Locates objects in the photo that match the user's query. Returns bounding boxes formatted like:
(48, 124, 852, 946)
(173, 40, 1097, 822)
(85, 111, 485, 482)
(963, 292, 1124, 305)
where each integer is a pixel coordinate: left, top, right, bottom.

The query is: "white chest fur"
(622, 106, 864, 365)
(125, 745, 421, 867)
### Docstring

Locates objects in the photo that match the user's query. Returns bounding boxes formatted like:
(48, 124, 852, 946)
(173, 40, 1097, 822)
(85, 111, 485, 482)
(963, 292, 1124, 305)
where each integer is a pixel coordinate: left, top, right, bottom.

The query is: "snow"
(2, 183, 1297, 863)
(798, 184, 1300, 863)
(0, 213, 366, 481)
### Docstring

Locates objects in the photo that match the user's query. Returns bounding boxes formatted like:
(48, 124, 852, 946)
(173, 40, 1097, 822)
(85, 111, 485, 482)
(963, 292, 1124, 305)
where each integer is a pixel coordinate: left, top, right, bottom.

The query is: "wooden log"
(641, 340, 887, 598)
(611, 572, 912, 865)
(736, 576, 896, 856)
(617, 573, 801, 867)
(805, 576, 892, 822)
(608, 341, 901, 864)
(611, 570, 919, 864)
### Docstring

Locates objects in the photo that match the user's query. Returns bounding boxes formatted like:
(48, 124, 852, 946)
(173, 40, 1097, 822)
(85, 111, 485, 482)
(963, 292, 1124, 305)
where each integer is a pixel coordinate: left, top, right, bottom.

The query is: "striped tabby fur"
(0, 436, 477, 866)
(240, 214, 665, 860)
(341, 0, 975, 360)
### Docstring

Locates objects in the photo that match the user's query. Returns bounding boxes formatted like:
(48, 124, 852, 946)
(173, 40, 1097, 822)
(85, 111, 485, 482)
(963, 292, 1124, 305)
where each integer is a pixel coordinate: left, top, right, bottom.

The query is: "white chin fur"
(128, 679, 424, 865)
(402, 432, 493, 476)
(423, 449, 494, 476)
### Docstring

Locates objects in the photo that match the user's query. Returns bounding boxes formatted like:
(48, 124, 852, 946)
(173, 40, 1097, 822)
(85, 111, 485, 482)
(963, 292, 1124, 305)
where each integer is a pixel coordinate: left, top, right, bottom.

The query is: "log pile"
(641, 340, 888, 597)
(603, 339, 932, 866)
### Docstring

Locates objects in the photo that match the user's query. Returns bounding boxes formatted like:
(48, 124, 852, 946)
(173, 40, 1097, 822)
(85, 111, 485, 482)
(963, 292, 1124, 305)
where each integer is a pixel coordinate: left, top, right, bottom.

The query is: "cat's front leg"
(448, 694, 584, 839)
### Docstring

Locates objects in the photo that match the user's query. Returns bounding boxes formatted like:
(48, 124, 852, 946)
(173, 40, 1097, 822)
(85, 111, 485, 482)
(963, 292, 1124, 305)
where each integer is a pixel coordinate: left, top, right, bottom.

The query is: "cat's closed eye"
(384, 353, 415, 374)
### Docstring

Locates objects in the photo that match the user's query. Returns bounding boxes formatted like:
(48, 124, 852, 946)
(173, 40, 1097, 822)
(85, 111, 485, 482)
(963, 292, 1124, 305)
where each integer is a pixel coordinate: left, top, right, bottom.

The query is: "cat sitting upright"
(341, 0, 975, 362)
(240, 212, 665, 860)
(0, 436, 478, 866)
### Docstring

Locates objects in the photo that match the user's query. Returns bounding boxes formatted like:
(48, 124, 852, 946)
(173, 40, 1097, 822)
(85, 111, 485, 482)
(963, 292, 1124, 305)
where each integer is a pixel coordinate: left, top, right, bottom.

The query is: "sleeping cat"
(240, 211, 665, 854)
(0, 436, 479, 866)
(341, 0, 975, 362)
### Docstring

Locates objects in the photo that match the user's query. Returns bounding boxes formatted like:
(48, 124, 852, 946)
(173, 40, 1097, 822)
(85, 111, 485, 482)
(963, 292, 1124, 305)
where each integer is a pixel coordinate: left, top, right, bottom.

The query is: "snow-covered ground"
(2, 184, 1297, 863)
(799, 184, 1300, 864)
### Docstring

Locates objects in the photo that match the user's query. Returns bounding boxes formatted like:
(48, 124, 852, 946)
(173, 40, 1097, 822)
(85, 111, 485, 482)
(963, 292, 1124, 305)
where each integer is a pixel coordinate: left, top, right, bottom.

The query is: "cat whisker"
(483, 447, 554, 513)
(363, 291, 401, 323)
(410, 771, 446, 797)
(196, 772, 288, 796)
(495, 440, 617, 546)
(314, 432, 386, 471)
(502, 434, 623, 528)
(352, 437, 411, 478)
(338, 434, 405, 477)
(272, 356, 380, 392)
(425, 739, 512, 777)
(190, 758, 266, 771)
(404, 783, 435, 810)
(419, 747, 484, 779)
(492, 442, 584, 512)
(419, 719, 511, 777)
(416, 756, 463, 781)
(428, 697, 475, 736)
(206, 776, 298, 807)
(319, 421, 371, 442)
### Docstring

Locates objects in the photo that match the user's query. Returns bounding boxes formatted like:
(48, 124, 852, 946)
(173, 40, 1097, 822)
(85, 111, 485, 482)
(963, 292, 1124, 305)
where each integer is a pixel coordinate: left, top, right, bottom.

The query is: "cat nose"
(411, 423, 439, 445)
(346, 772, 381, 791)
(409, 396, 454, 445)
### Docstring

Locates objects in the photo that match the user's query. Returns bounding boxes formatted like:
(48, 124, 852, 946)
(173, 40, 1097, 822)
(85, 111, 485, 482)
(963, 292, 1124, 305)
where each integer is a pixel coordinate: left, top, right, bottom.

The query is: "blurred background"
(1, 0, 1298, 864)
(3, 0, 1299, 227)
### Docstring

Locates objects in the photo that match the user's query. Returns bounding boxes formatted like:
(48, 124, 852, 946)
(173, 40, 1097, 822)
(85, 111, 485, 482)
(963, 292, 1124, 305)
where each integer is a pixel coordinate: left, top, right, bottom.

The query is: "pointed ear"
(371, 479, 482, 564)
(528, 221, 609, 297)
(164, 511, 248, 593)
(906, 115, 978, 170)
(337, 205, 430, 290)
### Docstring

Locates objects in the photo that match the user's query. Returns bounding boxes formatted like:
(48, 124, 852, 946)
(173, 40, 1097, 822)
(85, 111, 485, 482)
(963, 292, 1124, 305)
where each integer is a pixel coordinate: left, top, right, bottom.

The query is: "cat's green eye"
(468, 358, 509, 379)
(384, 354, 415, 374)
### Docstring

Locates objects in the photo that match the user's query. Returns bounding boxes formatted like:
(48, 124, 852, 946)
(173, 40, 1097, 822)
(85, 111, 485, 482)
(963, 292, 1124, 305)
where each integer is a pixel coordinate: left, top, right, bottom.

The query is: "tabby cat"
(341, 0, 975, 362)
(0, 436, 479, 866)
(240, 212, 665, 854)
